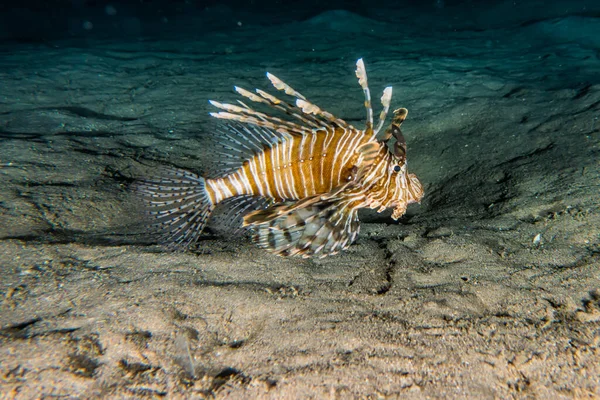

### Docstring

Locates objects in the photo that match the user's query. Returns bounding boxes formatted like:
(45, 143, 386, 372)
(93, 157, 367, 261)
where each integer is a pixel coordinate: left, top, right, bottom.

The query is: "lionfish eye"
(393, 165, 401, 173)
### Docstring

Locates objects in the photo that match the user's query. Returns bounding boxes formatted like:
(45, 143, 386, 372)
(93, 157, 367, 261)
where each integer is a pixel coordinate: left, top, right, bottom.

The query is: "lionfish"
(136, 59, 424, 258)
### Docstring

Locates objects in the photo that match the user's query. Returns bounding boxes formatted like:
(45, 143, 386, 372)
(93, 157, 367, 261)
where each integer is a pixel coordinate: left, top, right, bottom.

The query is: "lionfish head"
(373, 107, 424, 220)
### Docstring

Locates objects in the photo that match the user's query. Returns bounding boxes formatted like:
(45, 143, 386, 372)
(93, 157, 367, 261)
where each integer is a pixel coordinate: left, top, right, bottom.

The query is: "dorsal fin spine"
(355, 58, 373, 132)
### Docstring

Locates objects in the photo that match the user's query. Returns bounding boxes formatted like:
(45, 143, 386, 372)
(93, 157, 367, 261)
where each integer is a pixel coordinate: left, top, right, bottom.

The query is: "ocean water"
(1, 0, 599, 397)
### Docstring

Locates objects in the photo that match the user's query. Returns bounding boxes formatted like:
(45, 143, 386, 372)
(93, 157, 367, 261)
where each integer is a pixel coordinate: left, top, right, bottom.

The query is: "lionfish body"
(137, 59, 424, 258)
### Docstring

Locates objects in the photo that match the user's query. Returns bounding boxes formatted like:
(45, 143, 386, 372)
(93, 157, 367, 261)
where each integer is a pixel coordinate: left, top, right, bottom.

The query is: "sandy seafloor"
(1, 1, 599, 398)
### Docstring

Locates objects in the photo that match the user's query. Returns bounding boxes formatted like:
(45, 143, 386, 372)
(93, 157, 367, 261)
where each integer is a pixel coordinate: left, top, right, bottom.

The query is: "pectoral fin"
(243, 194, 360, 258)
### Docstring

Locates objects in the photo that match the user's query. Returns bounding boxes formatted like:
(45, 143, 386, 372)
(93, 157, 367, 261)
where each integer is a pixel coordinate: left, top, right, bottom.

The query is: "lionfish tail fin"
(133, 167, 214, 249)
(243, 195, 360, 258)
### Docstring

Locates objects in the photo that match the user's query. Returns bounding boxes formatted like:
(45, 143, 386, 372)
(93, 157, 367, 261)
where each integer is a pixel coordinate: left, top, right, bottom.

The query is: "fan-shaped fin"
(252, 88, 323, 129)
(209, 101, 309, 135)
(243, 193, 361, 258)
(294, 98, 349, 129)
(233, 86, 314, 128)
(202, 122, 294, 178)
(133, 167, 214, 249)
(208, 195, 271, 235)
(266, 72, 352, 129)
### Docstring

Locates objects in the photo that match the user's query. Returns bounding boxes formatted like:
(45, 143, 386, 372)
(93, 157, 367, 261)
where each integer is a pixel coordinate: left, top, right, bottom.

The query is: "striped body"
(136, 59, 424, 258)
(206, 127, 368, 204)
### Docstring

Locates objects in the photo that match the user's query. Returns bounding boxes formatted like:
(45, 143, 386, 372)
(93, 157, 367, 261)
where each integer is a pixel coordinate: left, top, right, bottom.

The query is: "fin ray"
(373, 86, 393, 138)
(355, 58, 373, 133)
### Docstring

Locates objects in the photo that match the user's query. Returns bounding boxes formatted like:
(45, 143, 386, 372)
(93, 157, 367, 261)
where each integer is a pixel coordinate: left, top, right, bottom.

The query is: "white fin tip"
(381, 87, 393, 104)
